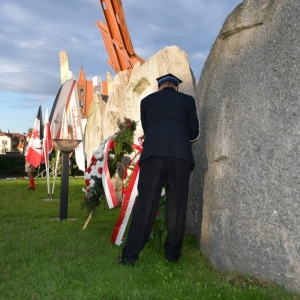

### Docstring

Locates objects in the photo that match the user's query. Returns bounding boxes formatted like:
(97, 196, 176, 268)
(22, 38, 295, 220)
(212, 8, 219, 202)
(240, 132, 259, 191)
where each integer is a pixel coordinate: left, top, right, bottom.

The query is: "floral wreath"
(116, 141, 168, 251)
(82, 118, 137, 213)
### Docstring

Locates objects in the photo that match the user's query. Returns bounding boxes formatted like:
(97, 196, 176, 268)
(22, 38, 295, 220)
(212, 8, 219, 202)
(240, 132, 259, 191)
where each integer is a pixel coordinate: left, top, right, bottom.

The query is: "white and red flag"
(69, 72, 85, 171)
(26, 106, 44, 168)
(49, 79, 76, 139)
(43, 108, 53, 165)
(43, 108, 53, 198)
(49, 78, 75, 197)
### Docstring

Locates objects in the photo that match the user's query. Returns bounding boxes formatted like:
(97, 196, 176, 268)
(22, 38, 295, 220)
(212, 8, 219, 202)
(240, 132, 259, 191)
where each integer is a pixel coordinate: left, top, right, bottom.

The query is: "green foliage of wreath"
(109, 118, 137, 176)
(150, 185, 168, 251)
(82, 118, 137, 213)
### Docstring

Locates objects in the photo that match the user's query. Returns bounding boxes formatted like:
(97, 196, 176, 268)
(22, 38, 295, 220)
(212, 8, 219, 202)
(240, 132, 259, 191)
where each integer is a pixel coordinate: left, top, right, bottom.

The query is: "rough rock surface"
(102, 70, 131, 139)
(102, 45, 196, 138)
(190, 0, 300, 292)
(85, 92, 107, 162)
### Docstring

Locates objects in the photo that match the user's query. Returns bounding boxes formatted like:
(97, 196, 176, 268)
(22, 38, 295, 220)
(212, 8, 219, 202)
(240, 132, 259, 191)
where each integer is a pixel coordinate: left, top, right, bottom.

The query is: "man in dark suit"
(118, 73, 200, 266)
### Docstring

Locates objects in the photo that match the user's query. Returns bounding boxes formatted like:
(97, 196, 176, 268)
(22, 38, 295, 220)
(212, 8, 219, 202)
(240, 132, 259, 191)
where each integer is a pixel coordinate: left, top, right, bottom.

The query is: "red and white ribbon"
(102, 138, 119, 209)
(111, 137, 143, 245)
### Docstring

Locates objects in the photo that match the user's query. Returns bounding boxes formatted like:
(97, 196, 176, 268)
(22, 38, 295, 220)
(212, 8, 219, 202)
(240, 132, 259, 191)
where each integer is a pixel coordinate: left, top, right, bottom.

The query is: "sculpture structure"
(96, 0, 144, 73)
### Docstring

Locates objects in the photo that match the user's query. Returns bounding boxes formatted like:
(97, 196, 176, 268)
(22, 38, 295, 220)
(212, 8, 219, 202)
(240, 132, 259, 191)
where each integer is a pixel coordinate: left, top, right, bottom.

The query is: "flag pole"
(36, 165, 40, 184)
(44, 147, 50, 199)
(43, 107, 53, 200)
(46, 163, 50, 199)
(51, 149, 60, 199)
(83, 211, 93, 230)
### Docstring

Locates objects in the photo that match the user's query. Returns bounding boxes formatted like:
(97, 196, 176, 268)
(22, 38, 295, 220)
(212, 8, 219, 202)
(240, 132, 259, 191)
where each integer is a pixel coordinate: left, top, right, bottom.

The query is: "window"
(2, 140, 7, 146)
(80, 89, 84, 95)
(80, 100, 84, 107)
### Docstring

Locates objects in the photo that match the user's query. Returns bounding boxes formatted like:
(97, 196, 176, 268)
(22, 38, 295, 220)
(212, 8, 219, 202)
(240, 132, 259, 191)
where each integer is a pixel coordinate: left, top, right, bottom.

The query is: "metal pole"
(59, 151, 70, 220)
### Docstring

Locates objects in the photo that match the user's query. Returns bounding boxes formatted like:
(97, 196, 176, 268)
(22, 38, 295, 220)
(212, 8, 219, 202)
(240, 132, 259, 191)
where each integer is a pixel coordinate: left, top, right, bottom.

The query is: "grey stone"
(85, 92, 107, 163)
(191, 0, 300, 293)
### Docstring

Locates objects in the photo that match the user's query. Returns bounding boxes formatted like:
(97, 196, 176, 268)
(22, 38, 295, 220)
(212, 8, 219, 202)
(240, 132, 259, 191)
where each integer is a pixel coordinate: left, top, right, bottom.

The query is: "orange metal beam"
(96, 0, 144, 73)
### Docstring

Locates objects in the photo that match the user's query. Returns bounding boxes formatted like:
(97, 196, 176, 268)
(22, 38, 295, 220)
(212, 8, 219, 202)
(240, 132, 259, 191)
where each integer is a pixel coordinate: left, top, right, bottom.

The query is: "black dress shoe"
(117, 256, 135, 267)
(166, 257, 179, 263)
(28, 187, 35, 190)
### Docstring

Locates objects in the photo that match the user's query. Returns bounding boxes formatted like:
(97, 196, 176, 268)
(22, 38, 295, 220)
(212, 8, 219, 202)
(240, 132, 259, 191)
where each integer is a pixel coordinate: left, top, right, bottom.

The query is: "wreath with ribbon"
(82, 118, 137, 213)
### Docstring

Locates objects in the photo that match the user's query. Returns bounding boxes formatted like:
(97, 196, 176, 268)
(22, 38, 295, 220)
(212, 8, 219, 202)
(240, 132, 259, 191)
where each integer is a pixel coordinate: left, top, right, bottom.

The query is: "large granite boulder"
(102, 45, 196, 138)
(85, 92, 107, 162)
(190, 0, 300, 292)
(102, 70, 131, 138)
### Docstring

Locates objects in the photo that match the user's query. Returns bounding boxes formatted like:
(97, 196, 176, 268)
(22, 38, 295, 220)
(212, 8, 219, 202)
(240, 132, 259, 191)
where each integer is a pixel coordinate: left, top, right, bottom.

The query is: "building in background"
(77, 66, 109, 119)
(0, 131, 25, 154)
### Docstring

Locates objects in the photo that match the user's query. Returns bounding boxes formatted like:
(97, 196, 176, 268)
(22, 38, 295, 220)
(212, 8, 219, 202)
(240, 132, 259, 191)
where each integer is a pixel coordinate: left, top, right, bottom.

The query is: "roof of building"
(77, 67, 86, 86)
(0, 132, 22, 139)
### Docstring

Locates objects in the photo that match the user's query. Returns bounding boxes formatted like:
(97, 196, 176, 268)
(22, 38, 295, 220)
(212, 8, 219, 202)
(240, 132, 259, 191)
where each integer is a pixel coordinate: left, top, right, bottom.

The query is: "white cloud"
(0, 0, 242, 133)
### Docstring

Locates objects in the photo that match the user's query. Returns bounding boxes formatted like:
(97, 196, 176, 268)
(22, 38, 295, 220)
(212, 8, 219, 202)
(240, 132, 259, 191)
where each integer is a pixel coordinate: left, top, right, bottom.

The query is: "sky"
(0, 0, 242, 134)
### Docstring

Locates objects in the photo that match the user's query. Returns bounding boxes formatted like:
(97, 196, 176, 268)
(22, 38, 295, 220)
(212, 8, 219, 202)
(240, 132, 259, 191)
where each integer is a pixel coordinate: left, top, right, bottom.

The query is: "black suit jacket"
(139, 87, 200, 166)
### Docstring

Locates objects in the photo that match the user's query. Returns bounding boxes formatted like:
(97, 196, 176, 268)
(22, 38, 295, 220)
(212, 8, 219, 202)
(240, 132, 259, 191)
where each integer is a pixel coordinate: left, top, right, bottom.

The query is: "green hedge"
(0, 155, 84, 176)
(0, 155, 25, 174)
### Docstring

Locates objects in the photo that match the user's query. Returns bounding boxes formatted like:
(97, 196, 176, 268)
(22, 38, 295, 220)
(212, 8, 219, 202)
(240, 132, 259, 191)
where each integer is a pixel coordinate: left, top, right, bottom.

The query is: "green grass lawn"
(0, 178, 299, 300)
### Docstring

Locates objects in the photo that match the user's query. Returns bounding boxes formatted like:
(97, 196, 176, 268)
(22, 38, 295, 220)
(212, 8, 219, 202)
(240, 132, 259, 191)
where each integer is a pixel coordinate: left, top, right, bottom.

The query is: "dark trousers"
(69, 159, 75, 177)
(122, 156, 191, 261)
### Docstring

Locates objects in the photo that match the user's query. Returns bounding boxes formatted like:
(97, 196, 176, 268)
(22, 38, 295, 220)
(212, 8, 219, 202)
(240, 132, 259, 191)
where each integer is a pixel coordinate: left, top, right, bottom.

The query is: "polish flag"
(26, 106, 44, 168)
(69, 72, 85, 171)
(43, 108, 53, 165)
